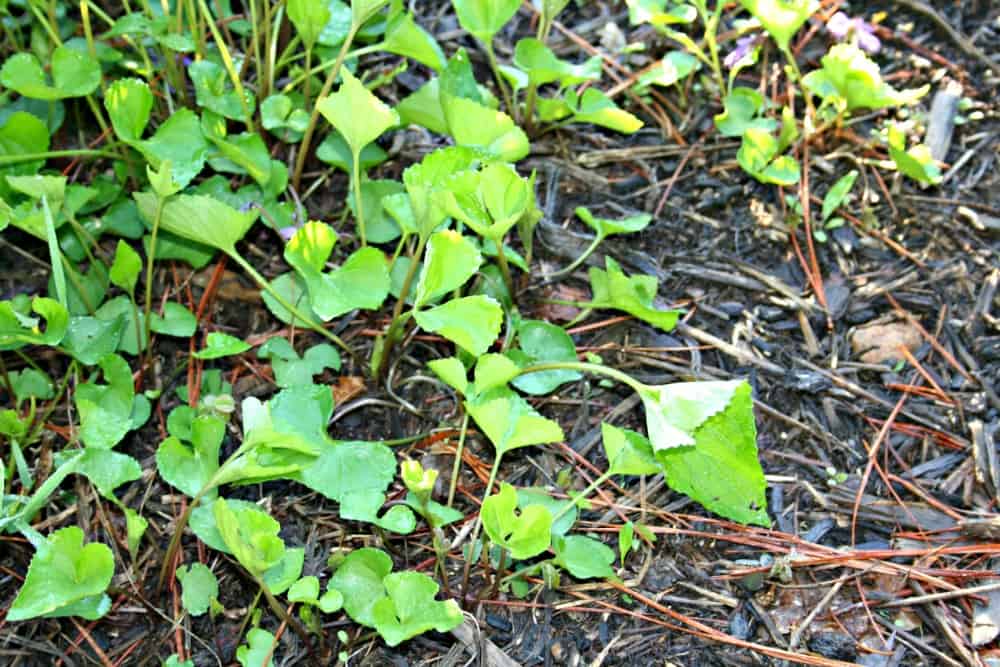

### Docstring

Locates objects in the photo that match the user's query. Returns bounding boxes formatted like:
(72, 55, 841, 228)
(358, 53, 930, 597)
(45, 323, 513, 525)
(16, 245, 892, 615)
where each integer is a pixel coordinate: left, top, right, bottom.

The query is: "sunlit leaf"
(481, 482, 553, 559)
(7, 527, 113, 621)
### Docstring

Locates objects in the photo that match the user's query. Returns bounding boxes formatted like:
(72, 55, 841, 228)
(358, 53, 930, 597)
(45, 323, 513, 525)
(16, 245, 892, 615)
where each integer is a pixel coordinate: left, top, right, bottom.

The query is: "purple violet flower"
(278, 225, 300, 241)
(724, 34, 763, 70)
(826, 12, 881, 54)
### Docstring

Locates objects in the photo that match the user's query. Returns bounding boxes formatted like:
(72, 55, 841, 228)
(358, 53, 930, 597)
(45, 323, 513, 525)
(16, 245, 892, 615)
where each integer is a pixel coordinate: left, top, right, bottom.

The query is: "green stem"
(279, 42, 381, 93)
(0, 149, 121, 166)
(517, 361, 647, 394)
(462, 452, 504, 594)
(41, 196, 66, 310)
(198, 0, 256, 133)
(155, 437, 257, 592)
(351, 151, 367, 246)
(302, 46, 313, 109)
(484, 41, 514, 117)
(292, 22, 359, 191)
(248, 0, 263, 102)
(447, 412, 469, 508)
(695, 0, 725, 96)
(375, 233, 428, 381)
(227, 252, 355, 358)
(523, 82, 538, 134)
(499, 558, 547, 586)
(156, 484, 211, 592)
(256, 576, 318, 654)
(547, 233, 604, 278)
(142, 197, 165, 377)
(550, 469, 613, 523)
(493, 236, 514, 296)
(781, 46, 815, 121)
(59, 255, 96, 314)
(266, 5, 285, 98)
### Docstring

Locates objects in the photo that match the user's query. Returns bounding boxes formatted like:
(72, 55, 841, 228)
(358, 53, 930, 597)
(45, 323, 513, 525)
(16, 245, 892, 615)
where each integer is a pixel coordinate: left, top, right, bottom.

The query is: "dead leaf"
(331, 376, 365, 404)
(850, 320, 922, 364)
(538, 284, 589, 322)
(192, 268, 261, 303)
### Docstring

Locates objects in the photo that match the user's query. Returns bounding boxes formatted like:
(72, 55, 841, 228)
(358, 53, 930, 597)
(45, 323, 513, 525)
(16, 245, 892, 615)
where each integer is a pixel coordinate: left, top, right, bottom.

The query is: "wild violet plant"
(0, 1, 777, 657)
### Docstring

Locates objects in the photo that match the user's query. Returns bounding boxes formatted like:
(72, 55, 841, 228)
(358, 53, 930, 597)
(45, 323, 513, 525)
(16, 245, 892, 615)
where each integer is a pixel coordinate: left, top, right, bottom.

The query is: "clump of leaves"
(802, 43, 929, 117)
(329, 548, 463, 646)
(551, 207, 652, 277)
(886, 124, 942, 185)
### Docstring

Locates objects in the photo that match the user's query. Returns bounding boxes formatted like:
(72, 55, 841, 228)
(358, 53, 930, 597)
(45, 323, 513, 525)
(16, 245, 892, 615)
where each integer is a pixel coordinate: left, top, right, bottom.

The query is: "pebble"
(756, 305, 786, 322)
(808, 631, 857, 660)
(851, 320, 923, 363)
(783, 369, 832, 393)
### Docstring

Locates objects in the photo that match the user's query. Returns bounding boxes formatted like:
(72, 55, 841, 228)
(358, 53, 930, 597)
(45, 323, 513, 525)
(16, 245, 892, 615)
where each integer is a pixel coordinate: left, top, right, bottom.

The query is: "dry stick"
(850, 391, 908, 545)
(883, 579, 1000, 607)
(290, 23, 358, 191)
(910, 581, 980, 667)
(68, 618, 114, 667)
(799, 142, 829, 319)
(653, 140, 702, 219)
(787, 578, 846, 650)
(885, 293, 975, 384)
(607, 582, 859, 667)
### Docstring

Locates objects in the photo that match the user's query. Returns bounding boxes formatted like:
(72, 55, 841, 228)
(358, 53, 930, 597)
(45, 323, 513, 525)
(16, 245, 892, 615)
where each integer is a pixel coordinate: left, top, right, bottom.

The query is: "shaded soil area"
(2, 1, 999, 666)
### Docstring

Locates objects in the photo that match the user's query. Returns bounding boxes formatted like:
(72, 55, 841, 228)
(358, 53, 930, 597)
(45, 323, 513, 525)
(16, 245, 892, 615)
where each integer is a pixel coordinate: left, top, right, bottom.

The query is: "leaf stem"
(493, 237, 515, 296)
(256, 576, 318, 655)
(351, 152, 367, 246)
(546, 233, 603, 278)
(517, 361, 647, 394)
(226, 252, 355, 359)
(292, 22, 359, 191)
(484, 41, 514, 117)
(142, 197, 166, 381)
(461, 453, 504, 603)
(550, 469, 613, 524)
(198, 0, 256, 133)
(0, 149, 122, 166)
(447, 412, 469, 508)
(375, 233, 428, 381)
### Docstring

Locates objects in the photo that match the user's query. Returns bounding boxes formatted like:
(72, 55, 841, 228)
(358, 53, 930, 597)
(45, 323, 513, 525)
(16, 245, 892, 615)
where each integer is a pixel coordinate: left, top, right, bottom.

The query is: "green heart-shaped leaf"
(413, 295, 502, 357)
(372, 571, 463, 646)
(134, 192, 258, 254)
(452, 0, 521, 43)
(414, 230, 482, 306)
(655, 381, 769, 526)
(7, 526, 113, 621)
(481, 482, 553, 559)
(0, 46, 101, 100)
(316, 69, 398, 158)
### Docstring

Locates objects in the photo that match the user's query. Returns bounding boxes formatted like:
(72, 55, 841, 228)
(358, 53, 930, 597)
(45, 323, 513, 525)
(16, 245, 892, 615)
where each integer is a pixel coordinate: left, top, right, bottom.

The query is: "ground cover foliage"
(0, 0, 998, 664)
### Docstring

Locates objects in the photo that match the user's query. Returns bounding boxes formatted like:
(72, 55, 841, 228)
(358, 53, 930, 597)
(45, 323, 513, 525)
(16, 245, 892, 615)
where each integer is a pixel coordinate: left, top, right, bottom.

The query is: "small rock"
(783, 369, 832, 393)
(825, 279, 851, 320)
(972, 588, 1000, 646)
(485, 613, 512, 633)
(847, 308, 876, 325)
(718, 301, 746, 317)
(832, 224, 858, 253)
(808, 631, 857, 660)
(756, 305, 785, 322)
(729, 607, 752, 640)
(851, 320, 923, 364)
